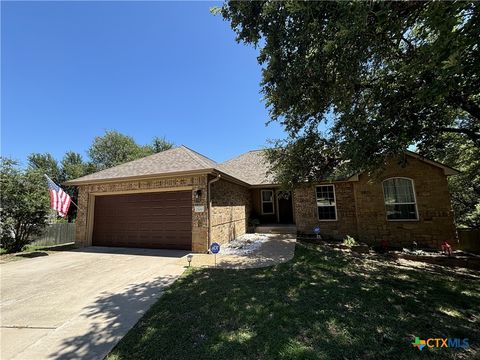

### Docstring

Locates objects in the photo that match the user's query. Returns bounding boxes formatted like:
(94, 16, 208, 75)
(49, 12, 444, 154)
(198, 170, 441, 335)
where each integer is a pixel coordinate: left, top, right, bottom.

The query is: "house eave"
(63, 168, 216, 186)
(249, 183, 282, 188)
(405, 151, 460, 176)
(212, 170, 252, 188)
(248, 175, 359, 188)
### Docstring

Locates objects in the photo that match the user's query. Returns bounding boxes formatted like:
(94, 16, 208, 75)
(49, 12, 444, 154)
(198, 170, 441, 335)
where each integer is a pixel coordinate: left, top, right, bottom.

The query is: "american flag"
(45, 175, 71, 217)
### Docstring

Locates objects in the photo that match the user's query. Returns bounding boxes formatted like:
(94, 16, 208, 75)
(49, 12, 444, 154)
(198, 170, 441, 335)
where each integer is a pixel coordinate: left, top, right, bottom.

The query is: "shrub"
(343, 235, 357, 247)
(0, 158, 49, 253)
(248, 217, 260, 229)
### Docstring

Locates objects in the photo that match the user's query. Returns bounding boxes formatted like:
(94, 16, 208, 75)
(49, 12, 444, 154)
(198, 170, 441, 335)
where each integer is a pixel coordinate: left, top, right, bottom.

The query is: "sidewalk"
(177, 234, 296, 269)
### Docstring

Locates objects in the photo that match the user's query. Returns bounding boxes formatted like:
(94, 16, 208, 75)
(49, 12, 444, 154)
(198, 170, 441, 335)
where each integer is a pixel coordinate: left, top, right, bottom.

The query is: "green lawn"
(107, 243, 479, 360)
(0, 243, 76, 262)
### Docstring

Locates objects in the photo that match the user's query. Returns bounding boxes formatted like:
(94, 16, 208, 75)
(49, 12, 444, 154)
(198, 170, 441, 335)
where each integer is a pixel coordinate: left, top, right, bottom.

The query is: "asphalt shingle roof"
(64, 146, 457, 187)
(65, 146, 217, 185)
(218, 150, 275, 185)
(65, 145, 275, 186)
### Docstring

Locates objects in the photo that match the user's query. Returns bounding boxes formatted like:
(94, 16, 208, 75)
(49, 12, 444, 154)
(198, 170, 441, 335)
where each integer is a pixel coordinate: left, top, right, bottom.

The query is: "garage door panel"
(92, 191, 192, 249)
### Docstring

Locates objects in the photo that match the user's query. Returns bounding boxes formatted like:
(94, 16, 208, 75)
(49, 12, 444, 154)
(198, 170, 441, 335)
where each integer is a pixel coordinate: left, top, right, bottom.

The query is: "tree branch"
(447, 94, 480, 121)
(440, 127, 480, 145)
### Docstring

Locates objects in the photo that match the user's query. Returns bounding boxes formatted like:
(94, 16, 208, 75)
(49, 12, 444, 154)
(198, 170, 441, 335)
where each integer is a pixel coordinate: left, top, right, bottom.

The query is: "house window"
(316, 185, 337, 220)
(261, 190, 274, 214)
(383, 178, 418, 220)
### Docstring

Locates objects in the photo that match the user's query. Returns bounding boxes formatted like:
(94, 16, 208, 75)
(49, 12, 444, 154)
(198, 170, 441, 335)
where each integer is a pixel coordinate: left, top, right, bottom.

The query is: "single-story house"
(65, 145, 458, 252)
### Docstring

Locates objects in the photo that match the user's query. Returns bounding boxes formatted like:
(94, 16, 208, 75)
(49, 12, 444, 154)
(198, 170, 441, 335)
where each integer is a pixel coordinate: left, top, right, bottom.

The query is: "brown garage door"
(92, 191, 192, 250)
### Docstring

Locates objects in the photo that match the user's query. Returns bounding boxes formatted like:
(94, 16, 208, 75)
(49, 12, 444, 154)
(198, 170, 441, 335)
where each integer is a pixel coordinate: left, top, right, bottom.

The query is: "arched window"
(383, 178, 418, 220)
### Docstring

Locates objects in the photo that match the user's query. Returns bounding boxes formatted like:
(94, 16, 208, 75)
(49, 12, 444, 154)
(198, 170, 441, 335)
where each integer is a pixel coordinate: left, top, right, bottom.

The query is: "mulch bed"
(298, 235, 480, 271)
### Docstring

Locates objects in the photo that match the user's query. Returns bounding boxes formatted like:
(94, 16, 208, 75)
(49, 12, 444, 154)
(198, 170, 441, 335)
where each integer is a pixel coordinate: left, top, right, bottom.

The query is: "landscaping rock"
(220, 233, 271, 255)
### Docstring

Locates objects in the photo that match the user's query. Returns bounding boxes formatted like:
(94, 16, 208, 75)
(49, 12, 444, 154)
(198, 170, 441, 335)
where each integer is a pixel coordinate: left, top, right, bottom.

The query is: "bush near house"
(0, 158, 50, 253)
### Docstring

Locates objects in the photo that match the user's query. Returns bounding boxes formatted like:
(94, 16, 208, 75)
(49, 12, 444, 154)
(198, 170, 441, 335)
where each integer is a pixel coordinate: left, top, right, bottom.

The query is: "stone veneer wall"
(294, 155, 457, 248)
(210, 178, 251, 245)
(75, 175, 209, 252)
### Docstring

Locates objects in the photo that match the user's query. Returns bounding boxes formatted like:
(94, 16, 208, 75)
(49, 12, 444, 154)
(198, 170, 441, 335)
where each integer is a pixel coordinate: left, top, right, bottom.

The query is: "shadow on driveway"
(3, 246, 187, 360)
(49, 274, 180, 360)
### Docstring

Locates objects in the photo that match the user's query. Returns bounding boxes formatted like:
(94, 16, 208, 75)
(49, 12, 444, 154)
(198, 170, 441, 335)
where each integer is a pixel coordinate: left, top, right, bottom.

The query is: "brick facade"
(74, 154, 456, 252)
(294, 155, 457, 248)
(210, 178, 251, 245)
(295, 182, 358, 239)
(354, 156, 456, 248)
(75, 175, 208, 252)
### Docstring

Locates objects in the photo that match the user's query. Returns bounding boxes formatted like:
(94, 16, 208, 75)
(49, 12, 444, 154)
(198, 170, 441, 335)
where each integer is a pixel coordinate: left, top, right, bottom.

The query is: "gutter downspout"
(207, 174, 221, 252)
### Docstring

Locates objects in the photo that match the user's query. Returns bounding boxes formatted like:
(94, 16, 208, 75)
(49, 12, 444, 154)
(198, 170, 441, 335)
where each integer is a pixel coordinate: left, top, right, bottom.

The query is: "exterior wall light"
(194, 189, 202, 202)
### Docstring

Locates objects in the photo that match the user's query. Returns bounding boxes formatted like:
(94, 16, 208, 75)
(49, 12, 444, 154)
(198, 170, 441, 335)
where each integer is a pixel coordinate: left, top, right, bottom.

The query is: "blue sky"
(1, 1, 285, 166)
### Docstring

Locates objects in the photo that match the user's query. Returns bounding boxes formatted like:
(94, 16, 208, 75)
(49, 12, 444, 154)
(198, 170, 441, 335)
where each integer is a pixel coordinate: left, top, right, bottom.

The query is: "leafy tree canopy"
(28, 153, 61, 182)
(0, 158, 50, 252)
(218, 1, 479, 176)
(87, 130, 173, 170)
(151, 136, 175, 153)
(88, 130, 150, 170)
(420, 135, 480, 228)
(61, 151, 87, 181)
(264, 133, 341, 188)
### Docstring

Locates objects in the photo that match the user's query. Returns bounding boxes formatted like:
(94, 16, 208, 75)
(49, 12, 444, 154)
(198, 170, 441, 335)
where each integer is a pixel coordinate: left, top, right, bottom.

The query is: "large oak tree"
(218, 1, 479, 226)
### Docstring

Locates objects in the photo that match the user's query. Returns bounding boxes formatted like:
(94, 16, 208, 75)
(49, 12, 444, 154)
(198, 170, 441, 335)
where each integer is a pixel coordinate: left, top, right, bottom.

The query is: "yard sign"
(210, 242, 220, 267)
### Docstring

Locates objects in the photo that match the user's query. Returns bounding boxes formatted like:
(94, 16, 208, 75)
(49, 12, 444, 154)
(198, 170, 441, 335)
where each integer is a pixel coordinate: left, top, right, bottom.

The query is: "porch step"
(255, 225, 297, 234)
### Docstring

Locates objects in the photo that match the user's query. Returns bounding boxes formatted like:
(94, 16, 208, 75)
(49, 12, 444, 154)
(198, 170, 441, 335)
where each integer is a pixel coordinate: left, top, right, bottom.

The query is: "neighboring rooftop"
(64, 146, 217, 185)
(218, 150, 275, 185)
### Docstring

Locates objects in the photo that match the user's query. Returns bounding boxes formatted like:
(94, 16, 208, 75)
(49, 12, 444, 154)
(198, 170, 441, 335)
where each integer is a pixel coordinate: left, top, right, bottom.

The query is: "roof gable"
(405, 151, 459, 176)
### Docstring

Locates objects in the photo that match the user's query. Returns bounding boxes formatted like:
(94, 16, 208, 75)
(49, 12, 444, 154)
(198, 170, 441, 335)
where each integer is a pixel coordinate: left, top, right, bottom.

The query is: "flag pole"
(70, 199, 79, 209)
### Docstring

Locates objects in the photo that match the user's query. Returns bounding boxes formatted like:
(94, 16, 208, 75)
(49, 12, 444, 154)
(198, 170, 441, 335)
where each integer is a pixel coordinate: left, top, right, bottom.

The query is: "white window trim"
(382, 177, 419, 222)
(315, 184, 338, 221)
(261, 189, 275, 215)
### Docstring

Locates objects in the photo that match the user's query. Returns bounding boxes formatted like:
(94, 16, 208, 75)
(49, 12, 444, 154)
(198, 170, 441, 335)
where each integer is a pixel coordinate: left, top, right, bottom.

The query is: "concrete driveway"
(0, 247, 188, 360)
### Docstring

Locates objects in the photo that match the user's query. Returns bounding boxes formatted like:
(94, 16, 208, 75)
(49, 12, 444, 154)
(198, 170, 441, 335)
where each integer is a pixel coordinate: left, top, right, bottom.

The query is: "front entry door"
(277, 191, 294, 224)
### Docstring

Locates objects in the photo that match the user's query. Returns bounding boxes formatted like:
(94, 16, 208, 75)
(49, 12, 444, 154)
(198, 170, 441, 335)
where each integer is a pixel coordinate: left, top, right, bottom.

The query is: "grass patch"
(0, 243, 76, 262)
(107, 243, 479, 360)
(25, 243, 76, 252)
